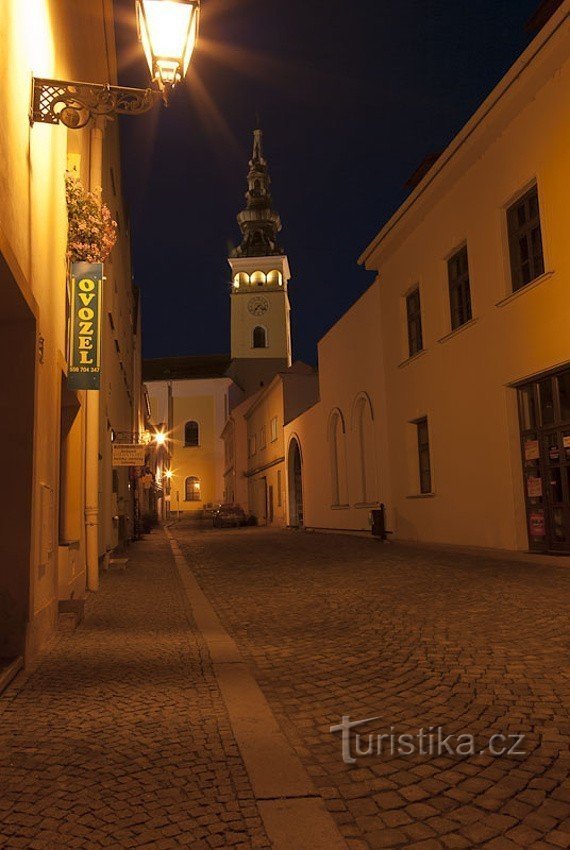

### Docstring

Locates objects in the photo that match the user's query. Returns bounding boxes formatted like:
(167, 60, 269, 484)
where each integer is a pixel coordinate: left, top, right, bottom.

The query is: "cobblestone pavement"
(0, 531, 271, 850)
(171, 525, 570, 850)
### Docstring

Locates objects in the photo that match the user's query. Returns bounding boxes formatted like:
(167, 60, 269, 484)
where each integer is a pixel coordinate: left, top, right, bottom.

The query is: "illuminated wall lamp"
(31, 0, 200, 129)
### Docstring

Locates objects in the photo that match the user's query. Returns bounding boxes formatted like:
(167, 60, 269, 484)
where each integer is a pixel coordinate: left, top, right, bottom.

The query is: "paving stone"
(0, 531, 271, 849)
(169, 525, 570, 850)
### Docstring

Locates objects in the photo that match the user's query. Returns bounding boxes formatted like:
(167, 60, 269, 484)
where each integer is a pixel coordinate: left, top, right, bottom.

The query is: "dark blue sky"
(115, 0, 541, 364)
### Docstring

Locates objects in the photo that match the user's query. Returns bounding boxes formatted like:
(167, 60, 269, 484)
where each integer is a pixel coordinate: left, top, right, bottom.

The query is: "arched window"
(185, 476, 201, 502)
(184, 420, 199, 447)
(234, 272, 249, 289)
(329, 410, 349, 506)
(253, 326, 267, 349)
(267, 269, 283, 287)
(251, 271, 266, 287)
(353, 394, 379, 503)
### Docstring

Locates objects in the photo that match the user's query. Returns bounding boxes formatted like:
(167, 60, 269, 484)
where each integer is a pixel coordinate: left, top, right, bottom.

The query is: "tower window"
(184, 420, 199, 447)
(253, 326, 268, 349)
(234, 272, 249, 289)
(185, 476, 201, 502)
(251, 271, 266, 287)
(267, 269, 283, 287)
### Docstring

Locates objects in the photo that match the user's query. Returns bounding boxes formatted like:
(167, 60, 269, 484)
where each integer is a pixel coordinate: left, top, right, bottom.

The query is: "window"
(184, 420, 199, 447)
(267, 269, 283, 287)
(270, 416, 278, 442)
(277, 469, 282, 506)
(250, 271, 266, 286)
(259, 426, 267, 449)
(416, 418, 432, 494)
(507, 185, 544, 292)
(447, 246, 472, 330)
(406, 288, 423, 357)
(249, 435, 256, 457)
(185, 476, 201, 502)
(253, 326, 267, 348)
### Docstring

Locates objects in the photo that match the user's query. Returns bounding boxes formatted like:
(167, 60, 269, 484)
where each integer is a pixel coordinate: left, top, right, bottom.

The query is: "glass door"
(518, 369, 570, 553)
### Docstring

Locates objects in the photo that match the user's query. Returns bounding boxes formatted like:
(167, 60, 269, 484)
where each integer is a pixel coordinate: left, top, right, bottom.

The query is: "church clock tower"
(229, 129, 292, 373)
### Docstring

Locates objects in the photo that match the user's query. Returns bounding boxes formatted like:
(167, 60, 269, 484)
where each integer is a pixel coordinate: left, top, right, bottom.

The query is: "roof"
(359, 0, 569, 267)
(143, 355, 232, 382)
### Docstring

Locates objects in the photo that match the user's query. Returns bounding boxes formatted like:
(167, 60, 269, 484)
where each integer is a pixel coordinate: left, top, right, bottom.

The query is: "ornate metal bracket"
(31, 78, 161, 129)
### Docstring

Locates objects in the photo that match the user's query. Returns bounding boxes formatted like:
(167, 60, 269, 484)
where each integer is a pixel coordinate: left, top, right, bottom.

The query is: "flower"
(66, 174, 118, 263)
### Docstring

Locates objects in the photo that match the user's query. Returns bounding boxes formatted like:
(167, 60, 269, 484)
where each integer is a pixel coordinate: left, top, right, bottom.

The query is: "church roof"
(231, 128, 284, 259)
(143, 354, 232, 382)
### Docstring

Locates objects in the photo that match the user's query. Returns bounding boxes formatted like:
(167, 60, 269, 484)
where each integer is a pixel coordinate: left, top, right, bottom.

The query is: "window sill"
(398, 349, 428, 369)
(331, 504, 350, 510)
(406, 492, 437, 499)
(184, 445, 201, 449)
(438, 317, 478, 344)
(495, 271, 554, 307)
(354, 502, 381, 509)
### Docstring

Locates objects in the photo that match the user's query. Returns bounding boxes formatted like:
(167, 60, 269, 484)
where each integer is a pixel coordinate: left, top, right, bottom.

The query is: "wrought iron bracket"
(31, 77, 162, 129)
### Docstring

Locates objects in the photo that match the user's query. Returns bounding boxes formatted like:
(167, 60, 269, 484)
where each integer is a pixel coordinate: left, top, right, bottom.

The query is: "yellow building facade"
(0, 0, 142, 671)
(286, 4, 570, 553)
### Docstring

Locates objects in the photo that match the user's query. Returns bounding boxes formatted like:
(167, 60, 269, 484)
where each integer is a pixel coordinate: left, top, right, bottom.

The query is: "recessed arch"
(352, 393, 379, 504)
(287, 435, 304, 527)
(250, 270, 266, 287)
(234, 272, 249, 288)
(267, 269, 283, 287)
(252, 325, 268, 349)
(328, 408, 349, 506)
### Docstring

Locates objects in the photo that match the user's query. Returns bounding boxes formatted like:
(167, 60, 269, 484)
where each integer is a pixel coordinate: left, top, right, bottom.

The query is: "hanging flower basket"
(66, 174, 118, 263)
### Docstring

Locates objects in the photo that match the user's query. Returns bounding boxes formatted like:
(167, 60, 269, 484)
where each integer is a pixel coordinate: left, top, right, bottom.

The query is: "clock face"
(248, 296, 269, 316)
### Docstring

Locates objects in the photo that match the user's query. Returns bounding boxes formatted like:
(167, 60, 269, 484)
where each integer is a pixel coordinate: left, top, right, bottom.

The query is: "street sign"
(68, 262, 103, 390)
(113, 444, 146, 467)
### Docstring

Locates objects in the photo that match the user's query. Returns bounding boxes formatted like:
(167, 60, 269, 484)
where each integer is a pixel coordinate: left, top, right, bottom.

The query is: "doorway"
(288, 438, 304, 527)
(518, 368, 570, 553)
(0, 251, 36, 660)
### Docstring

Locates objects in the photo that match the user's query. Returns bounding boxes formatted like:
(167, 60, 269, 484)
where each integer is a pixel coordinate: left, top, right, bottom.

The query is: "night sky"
(114, 0, 541, 365)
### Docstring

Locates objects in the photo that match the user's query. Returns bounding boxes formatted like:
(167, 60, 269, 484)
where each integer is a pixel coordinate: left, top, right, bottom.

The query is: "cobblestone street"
(0, 525, 569, 850)
(0, 531, 271, 850)
(171, 524, 570, 850)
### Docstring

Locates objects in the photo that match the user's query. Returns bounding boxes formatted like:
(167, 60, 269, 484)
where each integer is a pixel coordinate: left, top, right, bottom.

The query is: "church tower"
(229, 129, 292, 374)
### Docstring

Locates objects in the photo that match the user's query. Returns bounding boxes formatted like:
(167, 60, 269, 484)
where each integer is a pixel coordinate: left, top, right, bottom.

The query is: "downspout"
(85, 118, 105, 592)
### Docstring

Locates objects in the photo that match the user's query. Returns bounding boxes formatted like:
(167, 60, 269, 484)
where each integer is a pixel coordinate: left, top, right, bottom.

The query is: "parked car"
(202, 502, 220, 519)
(212, 504, 247, 528)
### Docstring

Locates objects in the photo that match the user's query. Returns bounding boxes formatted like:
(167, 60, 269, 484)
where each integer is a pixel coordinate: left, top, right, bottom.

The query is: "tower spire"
(231, 127, 283, 258)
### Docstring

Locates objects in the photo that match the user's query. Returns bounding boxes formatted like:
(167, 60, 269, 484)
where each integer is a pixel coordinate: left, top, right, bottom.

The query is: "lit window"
(250, 271, 266, 287)
(185, 476, 201, 502)
(267, 269, 282, 287)
(234, 272, 249, 288)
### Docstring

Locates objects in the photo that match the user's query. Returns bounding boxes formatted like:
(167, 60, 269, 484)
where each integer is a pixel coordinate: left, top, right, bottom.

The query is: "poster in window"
(529, 511, 546, 538)
(524, 439, 539, 461)
(527, 476, 543, 499)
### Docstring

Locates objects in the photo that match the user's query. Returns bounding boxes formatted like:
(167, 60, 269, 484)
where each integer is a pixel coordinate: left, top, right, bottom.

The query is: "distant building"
(286, 2, 570, 554)
(144, 130, 314, 519)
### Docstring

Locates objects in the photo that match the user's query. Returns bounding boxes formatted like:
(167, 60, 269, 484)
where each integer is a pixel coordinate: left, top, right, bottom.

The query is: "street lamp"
(31, 0, 200, 129)
(154, 430, 167, 446)
(137, 0, 199, 93)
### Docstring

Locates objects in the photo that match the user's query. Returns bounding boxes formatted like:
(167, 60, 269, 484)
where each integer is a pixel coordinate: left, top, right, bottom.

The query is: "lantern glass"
(137, 0, 199, 87)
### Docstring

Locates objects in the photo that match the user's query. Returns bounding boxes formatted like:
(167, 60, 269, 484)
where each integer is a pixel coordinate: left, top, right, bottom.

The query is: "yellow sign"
(68, 263, 102, 390)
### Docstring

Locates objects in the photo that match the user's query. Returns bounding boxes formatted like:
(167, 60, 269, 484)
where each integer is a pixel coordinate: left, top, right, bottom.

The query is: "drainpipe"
(85, 118, 105, 592)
